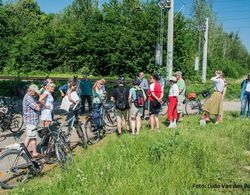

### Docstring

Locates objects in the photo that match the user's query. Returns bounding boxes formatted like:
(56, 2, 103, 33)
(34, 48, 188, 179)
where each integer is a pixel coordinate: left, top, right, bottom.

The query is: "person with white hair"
(167, 76, 179, 128)
(23, 84, 41, 158)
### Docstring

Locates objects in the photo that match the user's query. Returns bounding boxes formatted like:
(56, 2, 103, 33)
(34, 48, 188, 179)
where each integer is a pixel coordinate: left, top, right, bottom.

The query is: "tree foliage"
(0, 0, 249, 78)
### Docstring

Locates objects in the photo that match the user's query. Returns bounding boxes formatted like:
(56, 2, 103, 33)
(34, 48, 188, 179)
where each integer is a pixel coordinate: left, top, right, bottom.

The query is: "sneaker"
(200, 119, 206, 126)
(168, 123, 174, 128)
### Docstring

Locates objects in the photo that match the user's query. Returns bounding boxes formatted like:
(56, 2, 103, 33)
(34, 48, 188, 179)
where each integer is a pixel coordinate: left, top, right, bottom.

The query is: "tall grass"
(10, 113, 250, 194)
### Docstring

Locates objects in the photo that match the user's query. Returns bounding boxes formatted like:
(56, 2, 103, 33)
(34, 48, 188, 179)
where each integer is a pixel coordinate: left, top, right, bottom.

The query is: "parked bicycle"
(84, 100, 117, 144)
(185, 89, 211, 115)
(0, 123, 73, 189)
(0, 131, 44, 189)
(61, 104, 88, 149)
(0, 96, 23, 133)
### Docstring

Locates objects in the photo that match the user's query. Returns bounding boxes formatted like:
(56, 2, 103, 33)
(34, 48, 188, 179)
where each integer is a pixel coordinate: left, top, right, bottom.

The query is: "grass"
(9, 113, 250, 194)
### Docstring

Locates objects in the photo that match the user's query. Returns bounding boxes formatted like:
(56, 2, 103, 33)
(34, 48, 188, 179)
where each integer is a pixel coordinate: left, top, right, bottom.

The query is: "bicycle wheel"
(76, 124, 88, 149)
(55, 141, 73, 167)
(185, 99, 201, 115)
(40, 135, 57, 164)
(84, 118, 100, 145)
(9, 113, 23, 133)
(0, 149, 30, 189)
(103, 109, 117, 127)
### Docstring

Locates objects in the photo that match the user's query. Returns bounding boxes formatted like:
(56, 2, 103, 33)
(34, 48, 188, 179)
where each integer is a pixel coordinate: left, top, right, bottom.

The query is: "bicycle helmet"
(118, 76, 125, 84)
(132, 77, 141, 86)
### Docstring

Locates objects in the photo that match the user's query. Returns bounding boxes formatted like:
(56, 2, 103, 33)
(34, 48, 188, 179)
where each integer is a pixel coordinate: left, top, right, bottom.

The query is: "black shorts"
(149, 100, 161, 115)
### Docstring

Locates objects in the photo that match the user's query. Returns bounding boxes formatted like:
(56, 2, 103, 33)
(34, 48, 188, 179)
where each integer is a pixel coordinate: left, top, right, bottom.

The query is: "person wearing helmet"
(129, 77, 146, 135)
(167, 76, 179, 128)
(111, 76, 129, 136)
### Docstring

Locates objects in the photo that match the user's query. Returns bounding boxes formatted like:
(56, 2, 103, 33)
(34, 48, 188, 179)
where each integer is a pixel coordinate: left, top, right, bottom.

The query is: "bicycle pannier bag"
(90, 108, 102, 128)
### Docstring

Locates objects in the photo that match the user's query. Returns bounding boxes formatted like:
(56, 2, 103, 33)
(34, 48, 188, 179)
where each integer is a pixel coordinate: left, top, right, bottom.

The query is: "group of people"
(24, 69, 246, 158)
(108, 71, 187, 136)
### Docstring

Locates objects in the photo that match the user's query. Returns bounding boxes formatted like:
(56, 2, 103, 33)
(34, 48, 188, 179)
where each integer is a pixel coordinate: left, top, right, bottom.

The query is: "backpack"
(133, 88, 145, 108)
(115, 87, 127, 110)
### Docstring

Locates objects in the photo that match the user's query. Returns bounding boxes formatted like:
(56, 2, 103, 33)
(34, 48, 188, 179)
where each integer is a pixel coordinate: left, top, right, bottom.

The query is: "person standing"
(23, 84, 41, 158)
(174, 71, 186, 122)
(111, 76, 129, 136)
(129, 77, 146, 135)
(80, 74, 93, 114)
(148, 74, 163, 131)
(240, 74, 250, 117)
(39, 83, 56, 127)
(139, 72, 148, 118)
(167, 76, 179, 128)
(202, 70, 225, 124)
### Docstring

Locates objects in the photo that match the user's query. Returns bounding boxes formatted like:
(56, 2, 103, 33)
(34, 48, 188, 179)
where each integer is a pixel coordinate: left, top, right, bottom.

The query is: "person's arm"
(27, 96, 40, 111)
(59, 84, 67, 97)
(39, 93, 50, 109)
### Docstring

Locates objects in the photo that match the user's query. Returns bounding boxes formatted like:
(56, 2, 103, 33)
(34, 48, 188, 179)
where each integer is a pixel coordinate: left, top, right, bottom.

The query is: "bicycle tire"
(55, 141, 73, 167)
(0, 149, 30, 189)
(9, 113, 23, 133)
(76, 124, 88, 149)
(40, 135, 58, 164)
(84, 118, 100, 145)
(103, 109, 117, 128)
(185, 99, 201, 115)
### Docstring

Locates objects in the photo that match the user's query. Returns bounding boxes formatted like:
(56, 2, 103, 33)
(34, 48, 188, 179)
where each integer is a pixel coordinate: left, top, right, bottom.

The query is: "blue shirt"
(59, 84, 68, 94)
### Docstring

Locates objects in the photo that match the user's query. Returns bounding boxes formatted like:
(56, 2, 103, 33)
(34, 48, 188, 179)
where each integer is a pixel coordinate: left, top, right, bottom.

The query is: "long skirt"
(202, 91, 223, 116)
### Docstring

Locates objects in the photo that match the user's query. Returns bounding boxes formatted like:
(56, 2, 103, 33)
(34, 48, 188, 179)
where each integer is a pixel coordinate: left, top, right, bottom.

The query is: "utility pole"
(166, 0, 174, 80)
(201, 17, 208, 83)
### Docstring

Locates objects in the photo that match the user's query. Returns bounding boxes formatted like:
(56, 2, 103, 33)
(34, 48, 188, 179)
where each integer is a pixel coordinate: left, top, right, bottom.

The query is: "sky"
(36, 0, 250, 52)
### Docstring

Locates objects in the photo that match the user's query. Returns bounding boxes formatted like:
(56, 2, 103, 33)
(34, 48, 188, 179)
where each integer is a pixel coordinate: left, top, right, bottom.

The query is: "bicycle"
(61, 104, 88, 149)
(0, 131, 44, 189)
(84, 101, 117, 145)
(0, 96, 23, 133)
(185, 89, 211, 115)
(0, 123, 73, 189)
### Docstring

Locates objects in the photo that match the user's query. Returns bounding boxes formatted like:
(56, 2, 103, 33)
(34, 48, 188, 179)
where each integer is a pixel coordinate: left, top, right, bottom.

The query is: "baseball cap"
(169, 76, 177, 82)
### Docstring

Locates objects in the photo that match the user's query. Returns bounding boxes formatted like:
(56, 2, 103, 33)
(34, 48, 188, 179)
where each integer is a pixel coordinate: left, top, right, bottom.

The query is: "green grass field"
(10, 113, 250, 194)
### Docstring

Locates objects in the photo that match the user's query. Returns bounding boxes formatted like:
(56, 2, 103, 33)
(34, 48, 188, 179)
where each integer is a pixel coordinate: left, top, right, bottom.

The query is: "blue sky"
(37, 0, 250, 52)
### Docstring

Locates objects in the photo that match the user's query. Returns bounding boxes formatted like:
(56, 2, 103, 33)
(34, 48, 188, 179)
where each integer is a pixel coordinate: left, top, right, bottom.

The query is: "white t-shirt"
(246, 82, 250, 92)
(149, 83, 155, 92)
(211, 76, 225, 93)
(169, 83, 179, 97)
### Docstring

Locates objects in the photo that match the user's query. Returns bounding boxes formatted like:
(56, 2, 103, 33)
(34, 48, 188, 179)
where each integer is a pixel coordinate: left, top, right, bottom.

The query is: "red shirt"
(148, 81, 162, 101)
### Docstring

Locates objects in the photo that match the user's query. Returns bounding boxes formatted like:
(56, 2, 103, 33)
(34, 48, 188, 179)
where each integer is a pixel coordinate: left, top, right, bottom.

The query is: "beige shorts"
(177, 101, 184, 114)
(26, 124, 38, 139)
(116, 109, 128, 125)
(130, 103, 143, 119)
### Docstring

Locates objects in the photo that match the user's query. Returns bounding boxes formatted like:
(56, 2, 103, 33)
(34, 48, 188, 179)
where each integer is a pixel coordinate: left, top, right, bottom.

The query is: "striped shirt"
(23, 94, 40, 126)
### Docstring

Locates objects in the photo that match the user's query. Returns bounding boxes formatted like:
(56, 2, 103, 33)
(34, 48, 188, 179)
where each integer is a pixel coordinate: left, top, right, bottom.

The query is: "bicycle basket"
(187, 92, 197, 100)
(201, 90, 210, 98)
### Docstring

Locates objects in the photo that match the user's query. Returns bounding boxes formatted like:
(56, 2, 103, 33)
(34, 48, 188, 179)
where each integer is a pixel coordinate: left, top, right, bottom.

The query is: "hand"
(45, 105, 51, 109)
(35, 104, 41, 111)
